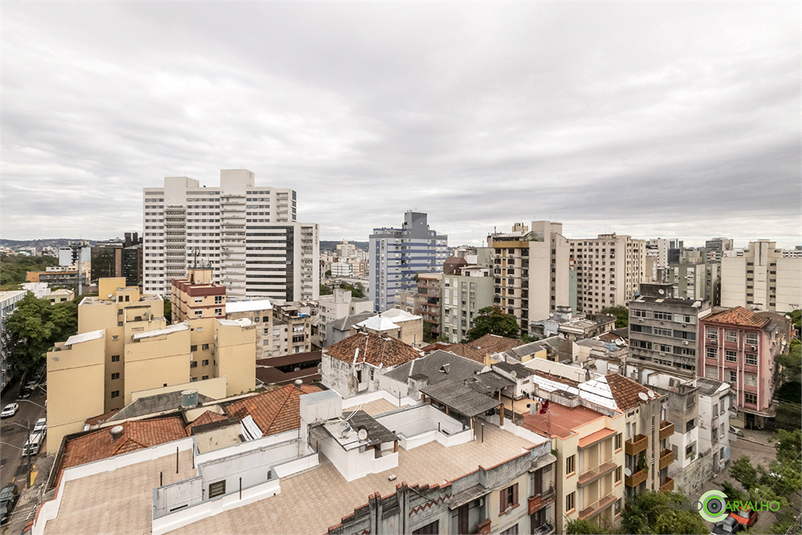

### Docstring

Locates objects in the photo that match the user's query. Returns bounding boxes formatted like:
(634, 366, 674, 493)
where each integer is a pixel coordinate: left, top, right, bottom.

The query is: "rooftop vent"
(110, 425, 124, 443)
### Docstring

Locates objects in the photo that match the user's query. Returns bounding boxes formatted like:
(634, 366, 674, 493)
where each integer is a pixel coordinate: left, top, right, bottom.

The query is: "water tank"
(181, 389, 198, 409)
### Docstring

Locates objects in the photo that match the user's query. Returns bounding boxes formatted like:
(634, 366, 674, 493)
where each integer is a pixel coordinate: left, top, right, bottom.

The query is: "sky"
(2, 2, 800, 249)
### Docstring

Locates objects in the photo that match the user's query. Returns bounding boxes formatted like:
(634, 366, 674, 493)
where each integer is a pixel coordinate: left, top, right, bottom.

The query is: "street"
(0, 378, 47, 530)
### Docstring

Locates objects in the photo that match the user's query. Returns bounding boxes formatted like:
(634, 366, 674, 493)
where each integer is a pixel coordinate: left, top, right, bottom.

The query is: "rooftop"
(420, 379, 504, 418)
(605, 373, 658, 411)
(524, 402, 607, 439)
(383, 350, 486, 386)
(225, 299, 272, 313)
(224, 383, 321, 438)
(64, 329, 104, 346)
(132, 322, 189, 340)
(695, 377, 729, 397)
(703, 306, 771, 328)
(325, 332, 422, 368)
(356, 314, 401, 332)
(108, 390, 216, 422)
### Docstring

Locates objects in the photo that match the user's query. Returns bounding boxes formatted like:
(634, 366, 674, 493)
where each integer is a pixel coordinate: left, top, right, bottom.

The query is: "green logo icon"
(699, 490, 728, 522)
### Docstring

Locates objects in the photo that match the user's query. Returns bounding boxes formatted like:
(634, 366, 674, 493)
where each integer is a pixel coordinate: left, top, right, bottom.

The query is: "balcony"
(578, 492, 617, 520)
(528, 483, 556, 513)
(659, 477, 674, 492)
(659, 449, 674, 470)
(625, 434, 648, 456)
(625, 468, 648, 487)
(659, 421, 674, 441)
(533, 520, 555, 535)
(577, 459, 617, 486)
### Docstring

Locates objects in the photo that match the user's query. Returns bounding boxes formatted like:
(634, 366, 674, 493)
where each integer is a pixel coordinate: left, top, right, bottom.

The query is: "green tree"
(319, 284, 333, 296)
(339, 282, 363, 298)
(324, 270, 331, 277)
(163, 298, 172, 325)
(778, 339, 801, 382)
(566, 519, 613, 534)
(788, 309, 800, 335)
(621, 490, 707, 535)
(5, 294, 78, 376)
(729, 456, 762, 490)
(0, 253, 58, 287)
(465, 306, 520, 342)
(423, 321, 434, 344)
(601, 306, 628, 328)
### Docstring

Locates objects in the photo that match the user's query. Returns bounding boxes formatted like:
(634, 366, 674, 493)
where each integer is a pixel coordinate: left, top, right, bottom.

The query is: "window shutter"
(499, 490, 505, 514)
(513, 483, 518, 506)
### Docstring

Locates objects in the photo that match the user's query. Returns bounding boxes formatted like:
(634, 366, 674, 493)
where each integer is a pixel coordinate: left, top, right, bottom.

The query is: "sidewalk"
(5, 453, 55, 535)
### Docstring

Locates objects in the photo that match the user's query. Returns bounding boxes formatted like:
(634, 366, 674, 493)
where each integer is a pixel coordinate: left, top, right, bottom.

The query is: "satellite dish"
(510, 371, 517, 378)
(624, 467, 632, 477)
(108, 293, 113, 298)
(658, 289, 665, 295)
(647, 390, 656, 398)
(357, 428, 368, 441)
(638, 392, 649, 401)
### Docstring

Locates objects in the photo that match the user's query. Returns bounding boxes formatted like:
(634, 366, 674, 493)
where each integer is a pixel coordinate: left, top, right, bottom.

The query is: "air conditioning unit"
(683, 341, 689, 346)
(750, 345, 757, 351)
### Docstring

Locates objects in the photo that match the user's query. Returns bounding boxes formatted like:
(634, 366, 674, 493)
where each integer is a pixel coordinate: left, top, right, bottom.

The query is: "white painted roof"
(357, 315, 400, 332)
(64, 329, 104, 346)
(132, 322, 189, 340)
(241, 415, 263, 441)
(578, 376, 618, 410)
(218, 318, 252, 327)
(380, 308, 422, 322)
(226, 299, 272, 313)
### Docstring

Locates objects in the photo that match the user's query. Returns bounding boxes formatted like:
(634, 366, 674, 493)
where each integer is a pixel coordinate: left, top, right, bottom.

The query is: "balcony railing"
(659, 477, 674, 492)
(659, 421, 674, 441)
(578, 492, 617, 520)
(533, 520, 555, 535)
(625, 434, 648, 456)
(625, 468, 648, 487)
(577, 459, 617, 486)
(659, 449, 674, 470)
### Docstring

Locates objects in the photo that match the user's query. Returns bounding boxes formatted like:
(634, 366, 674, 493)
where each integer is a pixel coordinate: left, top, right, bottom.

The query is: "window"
(111, 355, 120, 362)
(566, 454, 576, 475)
(412, 521, 440, 535)
(191, 345, 198, 352)
(615, 466, 622, 483)
(745, 353, 757, 366)
(214, 295, 222, 304)
(745, 333, 758, 345)
(190, 361, 198, 368)
(707, 347, 717, 360)
(112, 335, 119, 341)
(111, 373, 120, 380)
(726, 330, 737, 342)
(615, 433, 622, 450)
(726, 351, 737, 362)
(215, 308, 222, 316)
(202, 375, 209, 380)
(208, 480, 226, 498)
(729, 371, 737, 383)
(685, 419, 695, 433)
(707, 328, 718, 340)
(202, 344, 209, 350)
(499, 526, 518, 535)
(685, 444, 694, 457)
(111, 390, 120, 398)
(499, 483, 518, 513)
(202, 359, 209, 366)
(566, 491, 576, 512)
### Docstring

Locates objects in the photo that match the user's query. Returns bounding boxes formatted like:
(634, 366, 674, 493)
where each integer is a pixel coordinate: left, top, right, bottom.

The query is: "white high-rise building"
(721, 240, 802, 312)
(143, 169, 319, 302)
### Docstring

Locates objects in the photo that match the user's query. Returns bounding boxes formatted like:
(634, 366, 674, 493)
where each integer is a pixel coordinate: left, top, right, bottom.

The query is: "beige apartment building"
(569, 234, 646, 314)
(721, 240, 802, 313)
(47, 277, 256, 453)
(487, 221, 571, 334)
(172, 268, 227, 321)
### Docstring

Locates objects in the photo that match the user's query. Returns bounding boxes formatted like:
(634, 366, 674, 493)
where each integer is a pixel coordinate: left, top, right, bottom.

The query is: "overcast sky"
(2, 2, 800, 249)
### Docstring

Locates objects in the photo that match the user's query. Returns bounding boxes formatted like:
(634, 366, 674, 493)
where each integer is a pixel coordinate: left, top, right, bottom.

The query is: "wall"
(318, 434, 399, 482)
(132, 376, 227, 402)
(215, 319, 256, 396)
(124, 329, 191, 405)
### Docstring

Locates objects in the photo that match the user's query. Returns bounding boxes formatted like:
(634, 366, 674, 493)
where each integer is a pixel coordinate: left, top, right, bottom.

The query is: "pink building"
(698, 307, 791, 429)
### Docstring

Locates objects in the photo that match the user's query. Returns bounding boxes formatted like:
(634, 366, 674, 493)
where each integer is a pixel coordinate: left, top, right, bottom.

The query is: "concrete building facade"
(441, 264, 496, 343)
(0, 290, 27, 389)
(369, 211, 448, 312)
(143, 170, 319, 302)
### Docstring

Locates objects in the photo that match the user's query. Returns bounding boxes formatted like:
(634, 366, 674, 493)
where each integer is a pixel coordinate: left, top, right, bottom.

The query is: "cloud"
(1, 2, 799, 249)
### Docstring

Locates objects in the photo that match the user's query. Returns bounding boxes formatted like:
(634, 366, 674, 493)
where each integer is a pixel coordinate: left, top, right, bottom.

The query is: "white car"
(32, 418, 46, 436)
(0, 404, 19, 418)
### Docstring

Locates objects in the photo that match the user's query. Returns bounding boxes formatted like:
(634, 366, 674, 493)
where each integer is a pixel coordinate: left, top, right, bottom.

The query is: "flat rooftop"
(523, 402, 607, 439)
(43, 422, 542, 535)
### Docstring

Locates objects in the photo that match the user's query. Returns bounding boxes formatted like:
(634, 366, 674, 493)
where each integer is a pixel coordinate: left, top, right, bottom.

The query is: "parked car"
(0, 483, 19, 525)
(22, 432, 43, 457)
(712, 516, 742, 535)
(18, 387, 32, 399)
(730, 510, 758, 528)
(0, 403, 19, 418)
(32, 418, 46, 437)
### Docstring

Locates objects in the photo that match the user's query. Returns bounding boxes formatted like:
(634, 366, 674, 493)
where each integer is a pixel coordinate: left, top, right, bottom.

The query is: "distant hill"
(0, 238, 102, 249)
(320, 240, 368, 252)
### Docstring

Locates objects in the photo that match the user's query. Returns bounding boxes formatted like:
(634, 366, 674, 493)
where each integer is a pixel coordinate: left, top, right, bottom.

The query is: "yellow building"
(47, 277, 256, 453)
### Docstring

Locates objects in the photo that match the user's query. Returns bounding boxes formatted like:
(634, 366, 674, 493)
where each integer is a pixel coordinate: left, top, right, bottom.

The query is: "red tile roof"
(441, 334, 521, 363)
(61, 417, 187, 470)
(185, 410, 228, 434)
(324, 332, 422, 368)
(84, 408, 119, 426)
(605, 373, 653, 411)
(704, 307, 771, 329)
(224, 383, 321, 438)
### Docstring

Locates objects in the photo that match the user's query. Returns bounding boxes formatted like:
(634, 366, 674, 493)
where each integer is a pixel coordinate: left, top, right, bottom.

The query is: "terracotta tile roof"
(185, 410, 228, 434)
(704, 306, 771, 329)
(84, 408, 119, 426)
(324, 332, 422, 368)
(224, 383, 320, 438)
(605, 373, 653, 411)
(61, 416, 187, 471)
(442, 334, 521, 363)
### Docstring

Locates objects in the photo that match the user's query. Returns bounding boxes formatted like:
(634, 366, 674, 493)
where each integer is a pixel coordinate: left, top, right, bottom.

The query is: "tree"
(601, 306, 628, 328)
(730, 456, 762, 490)
(778, 339, 801, 382)
(566, 519, 613, 534)
(5, 294, 78, 376)
(324, 270, 331, 277)
(339, 282, 363, 298)
(621, 490, 707, 535)
(465, 306, 520, 342)
(319, 284, 333, 296)
(0, 253, 58, 287)
(163, 298, 172, 325)
(423, 321, 434, 344)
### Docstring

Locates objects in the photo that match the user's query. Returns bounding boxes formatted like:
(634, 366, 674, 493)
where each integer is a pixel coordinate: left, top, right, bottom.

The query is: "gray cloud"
(2, 2, 799, 249)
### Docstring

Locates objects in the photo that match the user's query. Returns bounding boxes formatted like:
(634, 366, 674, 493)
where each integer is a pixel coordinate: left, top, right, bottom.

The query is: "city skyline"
(2, 3, 799, 247)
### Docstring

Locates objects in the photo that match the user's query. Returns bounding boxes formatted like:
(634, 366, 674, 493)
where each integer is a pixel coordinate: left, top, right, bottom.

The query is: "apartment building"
(369, 211, 448, 312)
(1, 290, 27, 389)
(316, 288, 372, 347)
(705, 237, 733, 262)
(272, 302, 313, 355)
(667, 260, 720, 304)
(627, 283, 712, 379)
(721, 240, 802, 312)
(171, 268, 226, 322)
(699, 306, 791, 428)
(487, 221, 571, 334)
(225, 300, 275, 359)
(46, 277, 256, 453)
(569, 234, 646, 314)
(142, 169, 319, 302)
(415, 272, 442, 339)
(441, 263, 495, 343)
(90, 232, 143, 287)
(351, 309, 424, 348)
